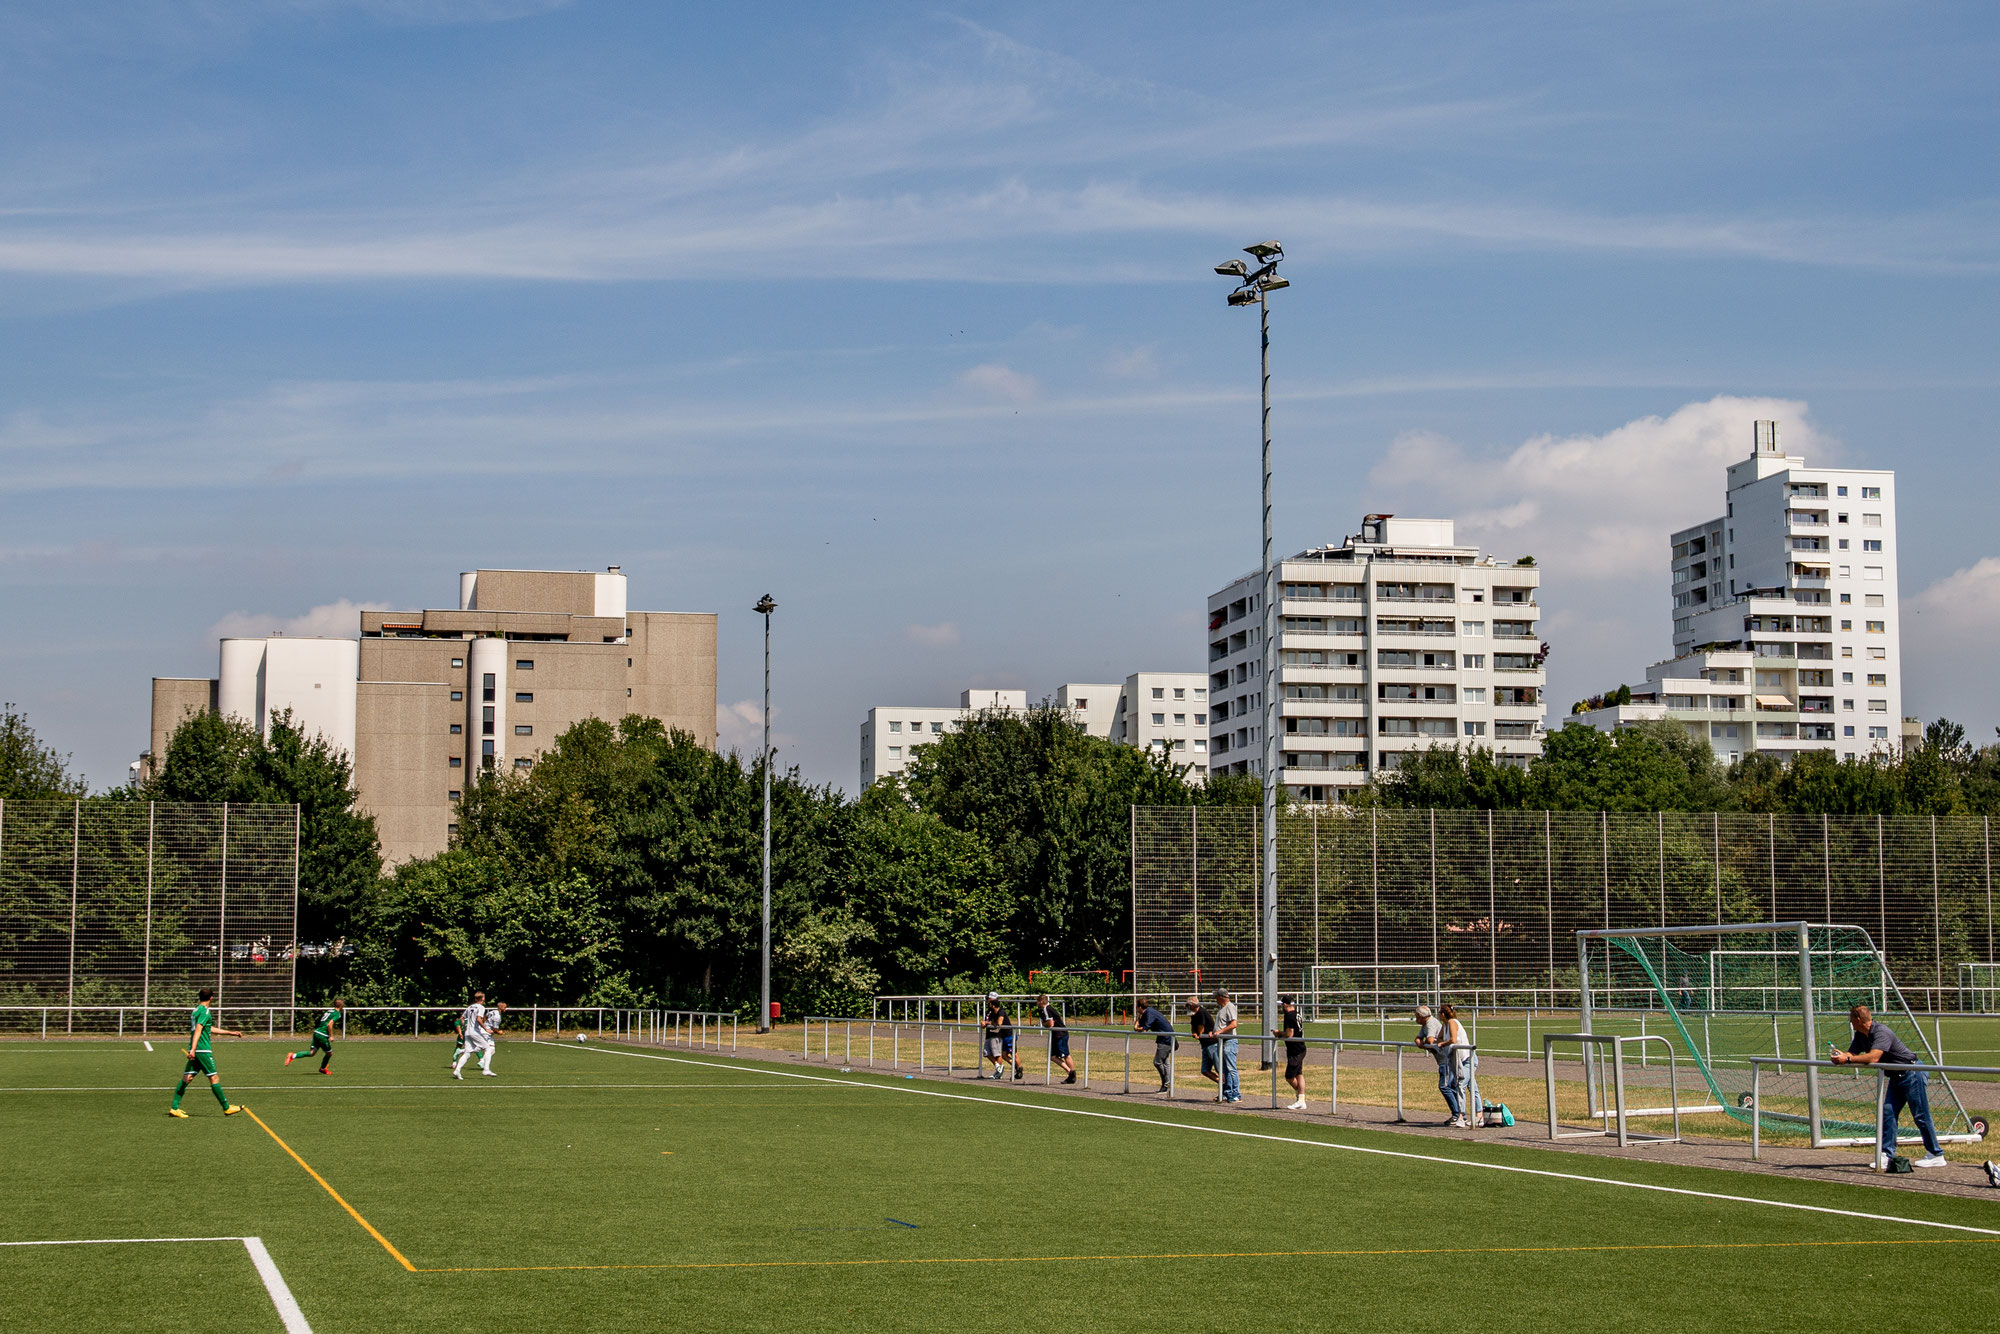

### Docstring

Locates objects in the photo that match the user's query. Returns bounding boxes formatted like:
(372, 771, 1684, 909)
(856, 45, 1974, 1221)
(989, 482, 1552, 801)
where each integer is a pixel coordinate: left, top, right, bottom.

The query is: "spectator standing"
(1035, 992, 1076, 1085)
(1134, 999, 1175, 1093)
(982, 992, 1024, 1082)
(1274, 995, 1307, 1110)
(1414, 1004, 1458, 1124)
(1830, 1004, 1947, 1167)
(1214, 989, 1241, 1104)
(1438, 1004, 1474, 1128)
(1188, 994, 1220, 1094)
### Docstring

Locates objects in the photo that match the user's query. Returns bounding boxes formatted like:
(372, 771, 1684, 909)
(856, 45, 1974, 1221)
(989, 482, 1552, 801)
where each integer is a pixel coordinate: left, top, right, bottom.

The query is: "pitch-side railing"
(1744, 1055, 1996, 1159)
(1542, 1033, 1698, 1148)
(802, 1016, 1474, 1122)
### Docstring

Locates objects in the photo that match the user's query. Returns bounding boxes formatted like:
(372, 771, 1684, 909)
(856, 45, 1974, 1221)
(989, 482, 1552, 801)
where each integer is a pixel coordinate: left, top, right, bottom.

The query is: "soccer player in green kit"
(167, 987, 245, 1117)
(285, 998, 345, 1074)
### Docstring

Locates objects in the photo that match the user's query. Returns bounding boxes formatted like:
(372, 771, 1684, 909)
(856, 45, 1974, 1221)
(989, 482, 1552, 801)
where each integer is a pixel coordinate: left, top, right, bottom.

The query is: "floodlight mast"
(754, 592, 777, 1033)
(1213, 239, 1287, 1066)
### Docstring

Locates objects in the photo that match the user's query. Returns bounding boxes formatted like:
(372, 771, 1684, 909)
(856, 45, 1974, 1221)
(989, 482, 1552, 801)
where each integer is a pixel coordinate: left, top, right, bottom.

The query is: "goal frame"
(1958, 962, 2000, 1014)
(1578, 920, 1981, 1150)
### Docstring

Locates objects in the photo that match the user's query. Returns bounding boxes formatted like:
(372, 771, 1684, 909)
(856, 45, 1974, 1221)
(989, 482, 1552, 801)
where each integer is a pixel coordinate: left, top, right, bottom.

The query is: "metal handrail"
(1744, 1055, 1999, 1160)
(1541, 1032, 1690, 1148)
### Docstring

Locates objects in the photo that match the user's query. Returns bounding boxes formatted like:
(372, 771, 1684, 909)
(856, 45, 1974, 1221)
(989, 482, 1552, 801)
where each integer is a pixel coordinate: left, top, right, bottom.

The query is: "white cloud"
(207, 598, 370, 641)
(1102, 345, 1158, 379)
(905, 621, 961, 648)
(716, 696, 796, 762)
(956, 363, 1038, 403)
(1905, 558, 2000, 737)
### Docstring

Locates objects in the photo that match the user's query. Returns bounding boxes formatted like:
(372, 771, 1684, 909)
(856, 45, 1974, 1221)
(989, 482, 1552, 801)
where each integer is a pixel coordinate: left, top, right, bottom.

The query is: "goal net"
(1303, 964, 1442, 1021)
(1581, 923, 1980, 1148)
(1959, 962, 2000, 1014)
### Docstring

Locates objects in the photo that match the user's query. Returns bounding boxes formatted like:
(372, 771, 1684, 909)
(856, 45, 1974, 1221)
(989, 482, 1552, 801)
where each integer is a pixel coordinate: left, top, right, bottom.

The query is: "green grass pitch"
(5, 1037, 1999, 1333)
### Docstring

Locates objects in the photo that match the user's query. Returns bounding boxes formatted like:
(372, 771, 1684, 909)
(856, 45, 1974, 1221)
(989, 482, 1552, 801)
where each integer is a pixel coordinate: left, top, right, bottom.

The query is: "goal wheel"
(1972, 1116, 1989, 1140)
(1737, 1093, 1756, 1110)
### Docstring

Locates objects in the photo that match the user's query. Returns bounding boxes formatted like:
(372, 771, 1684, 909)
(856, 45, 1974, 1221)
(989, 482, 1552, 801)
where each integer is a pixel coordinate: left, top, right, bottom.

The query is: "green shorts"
(183, 1051, 217, 1077)
(310, 1033, 333, 1052)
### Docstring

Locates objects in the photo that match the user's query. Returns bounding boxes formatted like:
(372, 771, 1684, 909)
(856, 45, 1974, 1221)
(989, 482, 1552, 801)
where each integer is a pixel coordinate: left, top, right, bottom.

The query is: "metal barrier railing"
(1745, 1055, 1997, 1159)
(584, 1009, 737, 1051)
(801, 1016, 1475, 1121)
(1542, 1032, 1696, 1148)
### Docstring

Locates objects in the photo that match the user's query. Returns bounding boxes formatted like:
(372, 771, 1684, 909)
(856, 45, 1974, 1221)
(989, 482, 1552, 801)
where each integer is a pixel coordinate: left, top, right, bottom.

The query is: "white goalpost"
(1958, 962, 2000, 1013)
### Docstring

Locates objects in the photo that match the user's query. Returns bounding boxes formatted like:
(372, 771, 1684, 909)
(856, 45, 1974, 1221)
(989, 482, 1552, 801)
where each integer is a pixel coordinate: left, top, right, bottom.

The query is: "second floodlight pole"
(756, 592, 777, 1033)
(1257, 281, 1279, 1070)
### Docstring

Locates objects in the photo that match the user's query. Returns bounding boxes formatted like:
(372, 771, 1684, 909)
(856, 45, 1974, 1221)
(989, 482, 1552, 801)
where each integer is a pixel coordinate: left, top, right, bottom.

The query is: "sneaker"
(320, 1068, 332, 1075)
(1157, 1084, 1171, 1094)
(166, 1108, 188, 1118)
(283, 1053, 295, 1067)
(223, 1106, 244, 1116)
(1063, 1072, 1077, 1085)
(1013, 1070, 1025, 1082)
(1914, 1154, 1948, 1168)
(1288, 1099, 1308, 1110)
(482, 1070, 497, 1077)
(1872, 1155, 1889, 1172)
(452, 1071, 463, 1080)
(1983, 1160, 2000, 1188)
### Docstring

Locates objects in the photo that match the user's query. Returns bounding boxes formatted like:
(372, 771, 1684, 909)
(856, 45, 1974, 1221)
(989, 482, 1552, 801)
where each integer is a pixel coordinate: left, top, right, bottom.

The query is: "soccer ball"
(575, 1033, 588, 1044)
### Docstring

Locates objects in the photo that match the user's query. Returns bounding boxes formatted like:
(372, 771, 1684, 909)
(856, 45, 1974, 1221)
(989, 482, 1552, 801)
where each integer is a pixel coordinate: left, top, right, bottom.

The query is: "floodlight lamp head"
(1243, 240, 1283, 259)
(754, 594, 777, 615)
(1226, 289, 1259, 306)
(1259, 276, 1291, 292)
(1214, 259, 1248, 277)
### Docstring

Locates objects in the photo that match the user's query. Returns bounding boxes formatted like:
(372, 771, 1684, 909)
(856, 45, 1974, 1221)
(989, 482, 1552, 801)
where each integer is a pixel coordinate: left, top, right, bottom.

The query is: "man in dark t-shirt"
(1831, 1004, 1945, 1166)
(1188, 994, 1220, 1093)
(982, 992, 1024, 1082)
(1274, 995, 1308, 1111)
(1035, 992, 1076, 1085)
(1134, 1000, 1175, 1093)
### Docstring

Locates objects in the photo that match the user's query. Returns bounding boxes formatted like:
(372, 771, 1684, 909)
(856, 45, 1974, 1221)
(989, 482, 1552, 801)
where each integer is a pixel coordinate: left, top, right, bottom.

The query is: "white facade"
(1054, 684, 1121, 740)
(1207, 515, 1546, 802)
(1573, 649, 1760, 761)
(859, 689, 1027, 788)
(1106, 672, 1211, 774)
(215, 635, 361, 760)
(1589, 421, 1899, 761)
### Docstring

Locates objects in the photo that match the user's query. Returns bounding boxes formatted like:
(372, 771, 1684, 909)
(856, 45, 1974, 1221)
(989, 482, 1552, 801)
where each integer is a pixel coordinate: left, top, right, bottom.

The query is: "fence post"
(142, 804, 155, 1034)
(1932, 815, 1943, 998)
(67, 800, 80, 1034)
(1487, 809, 1497, 995)
(217, 802, 229, 1008)
(1429, 809, 1438, 971)
(1601, 810, 1610, 929)
(1545, 810, 1554, 989)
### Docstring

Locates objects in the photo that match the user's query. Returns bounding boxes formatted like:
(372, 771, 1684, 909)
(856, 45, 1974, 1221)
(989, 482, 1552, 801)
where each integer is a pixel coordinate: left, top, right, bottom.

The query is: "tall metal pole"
(755, 594, 777, 1033)
(1258, 286, 1279, 1066)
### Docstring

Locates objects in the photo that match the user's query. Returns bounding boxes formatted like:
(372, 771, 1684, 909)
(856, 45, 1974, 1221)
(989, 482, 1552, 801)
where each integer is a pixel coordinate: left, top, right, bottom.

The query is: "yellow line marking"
(412, 1235, 2000, 1274)
(244, 1107, 416, 1273)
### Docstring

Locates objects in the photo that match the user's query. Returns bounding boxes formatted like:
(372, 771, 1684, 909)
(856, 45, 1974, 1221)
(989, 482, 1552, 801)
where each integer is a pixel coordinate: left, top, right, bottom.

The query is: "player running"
(168, 987, 245, 1118)
(453, 999, 506, 1079)
(451, 992, 487, 1071)
(285, 998, 344, 1074)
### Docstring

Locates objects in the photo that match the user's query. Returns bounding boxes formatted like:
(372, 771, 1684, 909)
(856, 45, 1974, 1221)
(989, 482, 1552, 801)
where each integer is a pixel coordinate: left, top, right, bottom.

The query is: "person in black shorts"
(982, 992, 1024, 1082)
(1274, 994, 1308, 1110)
(1035, 992, 1076, 1084)
(1187, 994, 1220, 1095)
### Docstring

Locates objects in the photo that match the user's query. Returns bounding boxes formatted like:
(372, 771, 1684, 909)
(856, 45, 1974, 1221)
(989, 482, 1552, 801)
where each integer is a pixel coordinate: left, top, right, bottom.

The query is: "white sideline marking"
(0, 1082, 829, 1093)
(0, 1236, 311, 1332)
(143, 1042, 153, 1052)
(560, 1043, 2000, 1239)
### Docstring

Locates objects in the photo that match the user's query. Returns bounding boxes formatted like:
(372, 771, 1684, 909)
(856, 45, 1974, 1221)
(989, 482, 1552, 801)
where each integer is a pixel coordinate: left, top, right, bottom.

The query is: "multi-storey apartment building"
(148, 566, 717, 863)
(1102, 673, 1211, 773)
(859, 689, 1027, 789)
(1580, 421, 1899, 760)
(1206, 516, 1546, 803)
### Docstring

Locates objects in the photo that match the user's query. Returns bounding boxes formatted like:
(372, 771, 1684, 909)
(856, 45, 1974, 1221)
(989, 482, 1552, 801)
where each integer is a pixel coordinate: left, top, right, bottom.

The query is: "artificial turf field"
(6, 1038, 2000, 1333)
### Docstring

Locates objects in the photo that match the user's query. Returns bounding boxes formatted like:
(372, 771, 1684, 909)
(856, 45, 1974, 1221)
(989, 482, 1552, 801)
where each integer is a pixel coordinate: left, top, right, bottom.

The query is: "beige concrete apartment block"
(354, 681, 455, 865)
(472, 569, 596, 615)
(149, 677, 218, 771)
(629, 612, 718, 747)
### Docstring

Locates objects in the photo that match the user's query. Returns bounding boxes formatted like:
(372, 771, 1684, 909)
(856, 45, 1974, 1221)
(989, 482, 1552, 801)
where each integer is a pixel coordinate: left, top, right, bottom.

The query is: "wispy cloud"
(208, 598, 372, 640)
(956, 362, 1038, 403)
(905, 621, 961, 648)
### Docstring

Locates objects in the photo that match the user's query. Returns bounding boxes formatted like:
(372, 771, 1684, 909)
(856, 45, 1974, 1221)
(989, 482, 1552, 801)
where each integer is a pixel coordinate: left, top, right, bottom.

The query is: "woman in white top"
(1437, 1004, 1474, 1128)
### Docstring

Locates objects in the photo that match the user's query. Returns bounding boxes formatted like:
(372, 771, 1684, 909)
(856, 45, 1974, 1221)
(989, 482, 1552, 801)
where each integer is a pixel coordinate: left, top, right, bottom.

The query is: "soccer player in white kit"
(451, 993, 487, 1078)
(453, 999, 506, 1078)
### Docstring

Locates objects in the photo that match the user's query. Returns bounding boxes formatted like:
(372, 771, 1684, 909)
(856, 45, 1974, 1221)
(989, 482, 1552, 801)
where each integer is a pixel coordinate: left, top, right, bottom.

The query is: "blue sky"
(4, 1, 1998, 791)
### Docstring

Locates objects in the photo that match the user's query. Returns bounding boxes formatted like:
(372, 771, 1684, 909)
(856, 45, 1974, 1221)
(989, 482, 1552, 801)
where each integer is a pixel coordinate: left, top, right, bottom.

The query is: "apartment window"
(1073, 698, 1088, 711)
(1842, 647, 1854, 658)
(1173, 688, 1186, 699)
(1839, 565, 1852, 578)
(1193, 688, 1206, 698)
(1152, 713, 1166, 725)
(1867, 674, 1887, 686)
(450, 691, 463, 701)
(627, 657, 633, 667)
(450, 657, 464, 668)
(1868, 700, 1887, 713)
(1462, 687, 1487, 703)
(1463, 655, 1485, 669)
(481, 673, 495, 702)
(1152, 687, 1165, 699)
(1837, 539, 1848, 550)
(1194, 738, 1206, 751)
(1843, 726, 1855, 738)
(1839, 593, 1851, 604)
(514, 757, 532, 769)
(1463, 721, 1486, 737)
(514, 692, 533, 703)
(514, 724, 532, 736)
(1841, 620, 1852, 631)
(626, 688, 631, 697)
(1862, 540, 1882, 553)
(448, 823, 458, 837)
(1174, 713, 1186, 725)
(1172, 738, 1187, 750)
(516, 659, 534, 670)
(1862, 513, 1882, 527)
(888, 746, 901, 758)
(930, 722, 943, 734)
(1836, 513, 1848, 524)
(1842, 699, 1854, 711)
(1836, 486, 1848, 496)
(481, 740, 494, 768)
(1861, 486, 1880, 499)
(1868, 647, 1886, 660)
(1866, 620, 1885, 633)
(481, 706, 494, 735)
(1195, 713, 1208, 724)
(448, 789, 461, 801)
(450, 723, 463, 735)
(1842, 672, 1853, 684)
(1865, 594, 1884, 607)
(1462, 621, 1485, 637)
(888, 721, 901, 733)
(1868, 725, 1889, 739)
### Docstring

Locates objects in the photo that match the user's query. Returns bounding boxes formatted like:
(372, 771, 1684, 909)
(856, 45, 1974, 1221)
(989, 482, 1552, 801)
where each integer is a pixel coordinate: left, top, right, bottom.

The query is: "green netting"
(1588, 924, 1975, 1145)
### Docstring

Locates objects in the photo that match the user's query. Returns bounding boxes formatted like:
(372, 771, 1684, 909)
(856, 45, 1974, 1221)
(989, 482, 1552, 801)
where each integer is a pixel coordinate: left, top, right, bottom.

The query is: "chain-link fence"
(0, 800, 298, 1030)
(1133, 807, 1998, 1012)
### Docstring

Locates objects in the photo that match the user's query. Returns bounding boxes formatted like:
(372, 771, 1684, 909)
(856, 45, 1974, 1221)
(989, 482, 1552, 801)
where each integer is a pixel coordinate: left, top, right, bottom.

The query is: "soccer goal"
(1579, 922, 1983, 1149)
(1303, 964, 1442, 1021)
(1958, 962, 2000, 1014)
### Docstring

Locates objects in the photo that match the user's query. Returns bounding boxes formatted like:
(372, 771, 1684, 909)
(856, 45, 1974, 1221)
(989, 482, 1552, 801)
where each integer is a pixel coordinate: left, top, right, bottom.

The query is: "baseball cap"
(1414, 1004, 1432, 1019)
(1279, 994, 1295, 1005)
(986, 991, 1000, 1001)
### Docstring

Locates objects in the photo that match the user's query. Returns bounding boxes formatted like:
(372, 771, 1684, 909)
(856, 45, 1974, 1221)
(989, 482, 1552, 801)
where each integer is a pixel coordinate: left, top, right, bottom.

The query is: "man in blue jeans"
(1831, 1004, 1947, 1168)
(1213, 989, 1241, 1104)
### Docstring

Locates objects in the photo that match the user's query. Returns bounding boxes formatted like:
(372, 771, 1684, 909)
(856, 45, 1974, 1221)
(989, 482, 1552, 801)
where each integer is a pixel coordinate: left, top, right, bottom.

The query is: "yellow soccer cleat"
(223, 1105, 245, 1116)
(167, 1109, 189, 1118)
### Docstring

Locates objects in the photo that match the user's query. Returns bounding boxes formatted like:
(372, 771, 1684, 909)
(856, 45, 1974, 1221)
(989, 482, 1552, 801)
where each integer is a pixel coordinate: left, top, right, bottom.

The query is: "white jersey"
(458, 1003, 486, 1043)
(477, 1010, 502, 1043)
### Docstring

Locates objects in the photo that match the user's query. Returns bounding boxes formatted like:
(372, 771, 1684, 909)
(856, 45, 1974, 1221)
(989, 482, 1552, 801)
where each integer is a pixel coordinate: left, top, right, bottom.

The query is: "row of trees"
(8, 701, 2000, 1013)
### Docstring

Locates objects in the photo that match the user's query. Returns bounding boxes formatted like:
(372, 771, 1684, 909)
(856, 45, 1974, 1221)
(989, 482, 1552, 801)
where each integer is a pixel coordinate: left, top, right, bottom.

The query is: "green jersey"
(189, 1003, 213, 1052)
(312, 1008, 339, 1040)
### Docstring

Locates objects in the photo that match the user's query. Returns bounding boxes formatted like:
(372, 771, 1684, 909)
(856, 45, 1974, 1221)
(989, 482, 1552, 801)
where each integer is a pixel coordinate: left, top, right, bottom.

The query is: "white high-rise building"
(859, 688, 1027, 788)
(1088, 672, 1211, 774)
(1206, 515, 1546, 803)
(1580, 420, 1899, 760)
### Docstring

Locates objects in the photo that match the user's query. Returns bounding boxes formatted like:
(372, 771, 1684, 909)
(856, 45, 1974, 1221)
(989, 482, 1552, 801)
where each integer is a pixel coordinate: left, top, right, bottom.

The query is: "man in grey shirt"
(1830, 1004, 1946, 1167)
(1214, 989, 1241, 1104)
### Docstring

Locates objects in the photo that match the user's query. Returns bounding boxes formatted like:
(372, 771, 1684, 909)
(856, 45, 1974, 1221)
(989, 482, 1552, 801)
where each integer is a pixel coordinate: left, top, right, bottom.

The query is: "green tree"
(0, 703, 86, 799)
(1526, 721, 1732, 812)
